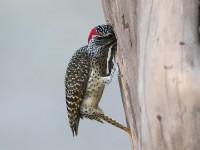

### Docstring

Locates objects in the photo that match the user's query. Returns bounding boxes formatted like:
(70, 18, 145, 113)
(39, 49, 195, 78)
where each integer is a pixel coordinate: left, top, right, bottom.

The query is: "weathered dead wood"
(101, 0, 200, 149)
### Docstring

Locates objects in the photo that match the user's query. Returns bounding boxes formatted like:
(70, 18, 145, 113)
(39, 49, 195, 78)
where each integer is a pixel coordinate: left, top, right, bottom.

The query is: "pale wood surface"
(101, 0, 200, 149)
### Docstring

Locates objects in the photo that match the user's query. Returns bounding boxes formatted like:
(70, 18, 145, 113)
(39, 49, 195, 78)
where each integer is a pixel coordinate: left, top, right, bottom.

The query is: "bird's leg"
(102, 63, 117, 85)
(80, 106, 131, 137)
(99, 114, 132, 138)
(80, 107, 104, 123)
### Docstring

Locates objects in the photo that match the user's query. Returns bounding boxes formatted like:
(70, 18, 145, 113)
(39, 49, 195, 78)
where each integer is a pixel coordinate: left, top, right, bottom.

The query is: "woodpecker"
(65, 25, 131, 137)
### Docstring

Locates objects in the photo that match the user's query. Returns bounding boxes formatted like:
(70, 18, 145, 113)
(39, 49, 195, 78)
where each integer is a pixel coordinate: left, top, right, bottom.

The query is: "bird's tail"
(99, 114, 132, 138)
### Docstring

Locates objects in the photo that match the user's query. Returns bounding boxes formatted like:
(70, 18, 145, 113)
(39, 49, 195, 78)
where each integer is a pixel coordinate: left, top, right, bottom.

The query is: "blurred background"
(0, 0, 130, 150)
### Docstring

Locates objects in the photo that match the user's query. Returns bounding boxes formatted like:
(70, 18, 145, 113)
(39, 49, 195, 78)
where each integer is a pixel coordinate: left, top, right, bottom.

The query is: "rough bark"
(101, 0, 200, 150)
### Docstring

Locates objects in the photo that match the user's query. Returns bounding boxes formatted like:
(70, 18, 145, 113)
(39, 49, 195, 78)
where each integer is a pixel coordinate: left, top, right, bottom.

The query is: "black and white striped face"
(95, 25, 115, 37)
(88, 24, 116, 45)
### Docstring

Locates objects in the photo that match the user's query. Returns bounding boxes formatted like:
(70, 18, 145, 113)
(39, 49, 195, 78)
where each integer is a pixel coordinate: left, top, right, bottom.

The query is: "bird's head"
(88, 25, 116, 46)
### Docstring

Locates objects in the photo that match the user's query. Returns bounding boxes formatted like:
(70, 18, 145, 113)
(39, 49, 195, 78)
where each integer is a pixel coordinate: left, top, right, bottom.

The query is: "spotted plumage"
(65, 25, 131, 137)
(65, 46, 90, 135)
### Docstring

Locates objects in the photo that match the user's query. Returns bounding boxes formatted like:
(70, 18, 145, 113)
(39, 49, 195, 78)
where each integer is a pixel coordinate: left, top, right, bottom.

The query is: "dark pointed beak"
(94, 34, 117, 46)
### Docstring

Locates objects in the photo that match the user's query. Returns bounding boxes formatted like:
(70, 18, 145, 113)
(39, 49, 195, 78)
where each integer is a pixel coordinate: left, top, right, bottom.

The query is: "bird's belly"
(82, 70, 105, 108)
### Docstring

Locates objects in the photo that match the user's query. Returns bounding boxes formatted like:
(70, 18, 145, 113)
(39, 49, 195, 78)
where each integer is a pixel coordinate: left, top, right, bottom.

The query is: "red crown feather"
(88, 28, 99, 43)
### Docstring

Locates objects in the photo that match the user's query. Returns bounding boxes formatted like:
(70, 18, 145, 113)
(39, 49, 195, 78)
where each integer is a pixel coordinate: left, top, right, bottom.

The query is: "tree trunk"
(101, 0, 200, 150)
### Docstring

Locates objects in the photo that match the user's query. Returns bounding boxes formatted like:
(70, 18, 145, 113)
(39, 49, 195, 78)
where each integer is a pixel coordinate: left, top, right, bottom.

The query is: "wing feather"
(65, 45, 90, 136)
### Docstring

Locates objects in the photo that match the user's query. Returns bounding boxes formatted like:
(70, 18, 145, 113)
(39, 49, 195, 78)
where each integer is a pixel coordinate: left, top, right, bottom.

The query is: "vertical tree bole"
(101, 0, 200, 149)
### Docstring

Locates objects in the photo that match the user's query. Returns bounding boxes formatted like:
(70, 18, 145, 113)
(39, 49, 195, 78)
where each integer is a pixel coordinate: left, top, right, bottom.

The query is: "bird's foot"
(102, 63, 118, 84)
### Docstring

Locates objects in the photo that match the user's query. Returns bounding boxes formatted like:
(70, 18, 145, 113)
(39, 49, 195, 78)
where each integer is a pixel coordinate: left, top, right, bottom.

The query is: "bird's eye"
(107, 34, 114, 38)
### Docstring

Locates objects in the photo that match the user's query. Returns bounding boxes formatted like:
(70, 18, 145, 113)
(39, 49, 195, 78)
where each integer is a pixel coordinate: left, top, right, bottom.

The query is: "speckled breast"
(81, 68, 105, 108)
